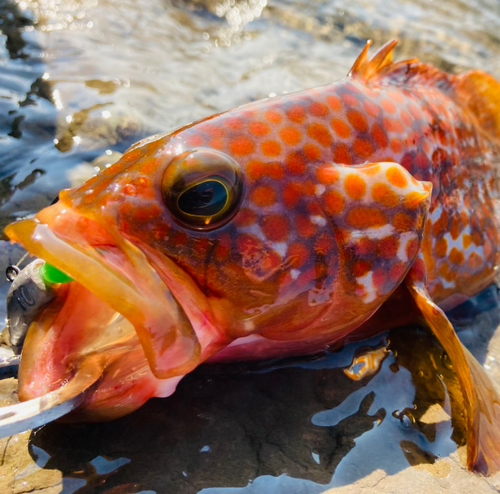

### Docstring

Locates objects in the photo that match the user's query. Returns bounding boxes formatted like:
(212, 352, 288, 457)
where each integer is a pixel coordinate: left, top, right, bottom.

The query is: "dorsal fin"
(348, 39, 418, 82)
(453, 70, 500, 142)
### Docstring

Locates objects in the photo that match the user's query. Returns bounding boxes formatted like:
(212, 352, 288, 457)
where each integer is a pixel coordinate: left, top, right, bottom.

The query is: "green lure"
(39, 262, 74, 285)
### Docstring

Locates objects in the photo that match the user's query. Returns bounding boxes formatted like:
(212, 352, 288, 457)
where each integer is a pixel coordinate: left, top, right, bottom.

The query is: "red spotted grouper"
(5, 40, 500, 473)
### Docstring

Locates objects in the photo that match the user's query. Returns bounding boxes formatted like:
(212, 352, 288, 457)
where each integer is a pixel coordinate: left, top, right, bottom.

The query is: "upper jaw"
(4, 201, 224, 380)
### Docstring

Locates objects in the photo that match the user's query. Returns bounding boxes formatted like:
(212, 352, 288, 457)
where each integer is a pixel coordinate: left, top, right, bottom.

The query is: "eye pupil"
(162, 148, 243, 230)
(178, 180, 227, 217)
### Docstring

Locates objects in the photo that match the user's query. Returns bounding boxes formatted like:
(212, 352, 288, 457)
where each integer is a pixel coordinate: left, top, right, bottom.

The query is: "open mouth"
(3, 200, 225, 420)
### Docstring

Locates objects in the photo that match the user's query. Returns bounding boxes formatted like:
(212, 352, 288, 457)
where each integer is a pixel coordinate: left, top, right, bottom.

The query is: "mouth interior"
(4, 206, 202, 381)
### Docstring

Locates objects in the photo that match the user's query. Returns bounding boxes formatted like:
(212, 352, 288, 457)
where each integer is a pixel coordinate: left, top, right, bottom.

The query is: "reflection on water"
(1, 0, 500, 491)
(23, 312, 491, 493)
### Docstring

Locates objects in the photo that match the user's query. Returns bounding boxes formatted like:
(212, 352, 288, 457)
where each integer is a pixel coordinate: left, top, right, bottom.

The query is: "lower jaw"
(18, 280, 181, 421)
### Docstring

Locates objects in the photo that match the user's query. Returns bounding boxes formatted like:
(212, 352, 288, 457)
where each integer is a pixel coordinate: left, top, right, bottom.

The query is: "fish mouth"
(4, 201, 224, 417)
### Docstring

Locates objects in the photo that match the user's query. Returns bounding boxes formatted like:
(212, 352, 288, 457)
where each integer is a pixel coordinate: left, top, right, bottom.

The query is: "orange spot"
(404, 190, 428, 209)
(309, 102, 329, 117)
(265, 110, 282, 124)
(353, 138, 374, 158)
(250, 185, 276, 207)
(209, 137, 224, 150)
(249, 121, 270, 136)
(438, 262, 455, 282)
(307, 123, 332, 147)
(390, 138, 403, 154)
(246, 160, 266, 181)
(295, 214, 317, 238)
(449, 247, 465, 265)
(261, 140, 282, 157)
(285, 152, 306, 175)
(383, 117, 404, 134)
(347, 110, 368, 132)
(353, 260, 372, 277)
(140, 157, 161, 175)
(333, 144, 352, 164)
(186, 134, 205, 147)
(389, 262, 407, 283)
(392, 212, 413, 231)
(345, 173, 366, 200)
(267, 163, 284, 180)
(408, 103, 423, 120)
(226, 117, 243, 131)
(261, 214, 290, 242)
(468, 251, 483, 269)
(386, 166, 408, 188)
(324, 190, 345, 215)
(372, 269, 387, 290)
(371, 183, 399, 207)
(201, 124, 225, 137)
(283, 182, 304, 208)
(386, 90, 406, 105)
(435, 237, 448, 257)
(341, 92, 359, 107)
(316, 166, 340, 184)
(450, 216, 463, 241)
(415, 152, 429, 170)
(304, 143, 321, 160)
(331, 118, 351, 139)
(326, 95, 342, 111)
(346, 207, 387, 229)
(229, 136, 255, 156)
(279, 126, 302, 145)
(406, 238, 419, 259)
(234, 208, 258, 227)
(378, 236, 399, 258)
(380, 99, 397, 113)
(400, 110, 413, 127)
(363, 100, 380, 118)
(371, 123, 388, 149)
(287, 105, 306, 123)
(358, 163, 381, 175)
(287, 242, 310, 267)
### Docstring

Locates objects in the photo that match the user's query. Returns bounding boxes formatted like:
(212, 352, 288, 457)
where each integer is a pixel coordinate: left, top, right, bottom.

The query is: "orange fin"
(348, 39, 418, 82)
(407, 282, 500, 474)
(453, 70, 500, 142)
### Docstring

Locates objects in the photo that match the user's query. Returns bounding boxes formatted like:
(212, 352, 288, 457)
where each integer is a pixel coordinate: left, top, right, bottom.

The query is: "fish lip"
(4, 203, 203, 380)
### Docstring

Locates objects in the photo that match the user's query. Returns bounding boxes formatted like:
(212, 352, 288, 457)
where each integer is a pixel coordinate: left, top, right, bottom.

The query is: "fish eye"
(161, 148, 244, 230)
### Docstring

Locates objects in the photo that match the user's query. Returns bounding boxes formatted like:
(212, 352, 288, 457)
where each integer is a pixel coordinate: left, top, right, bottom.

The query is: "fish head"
(5, 97, 431, 419)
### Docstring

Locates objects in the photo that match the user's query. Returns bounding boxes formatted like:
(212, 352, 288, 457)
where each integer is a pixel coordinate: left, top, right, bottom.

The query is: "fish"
(4, 39, 500, 473)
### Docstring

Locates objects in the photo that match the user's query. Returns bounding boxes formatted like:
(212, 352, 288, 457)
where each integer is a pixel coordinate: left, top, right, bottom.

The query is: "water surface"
(1, 0, 500, 492)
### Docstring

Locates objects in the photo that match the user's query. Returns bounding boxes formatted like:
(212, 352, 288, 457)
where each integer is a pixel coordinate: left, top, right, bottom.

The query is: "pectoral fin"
(407, 282, 500, 474)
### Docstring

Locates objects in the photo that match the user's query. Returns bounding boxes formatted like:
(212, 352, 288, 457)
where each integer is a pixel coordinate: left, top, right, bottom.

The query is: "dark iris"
(177, 180, 227, 217)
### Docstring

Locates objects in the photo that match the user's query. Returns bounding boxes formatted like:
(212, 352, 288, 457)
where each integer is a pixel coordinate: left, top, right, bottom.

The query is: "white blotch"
(310, 215, 327, 227)
(291, 269, 301, 280)
(312, 452, 320, 464)
(272, 242, 287, 257)
(200, 446, 211, 453)
(356, 271, 377, 303)
(397, 232, 417, 262)
(315, 184, 326, 196)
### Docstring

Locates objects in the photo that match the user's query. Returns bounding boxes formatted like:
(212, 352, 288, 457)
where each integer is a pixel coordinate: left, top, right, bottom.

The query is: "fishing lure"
(3, 39, 500, 473)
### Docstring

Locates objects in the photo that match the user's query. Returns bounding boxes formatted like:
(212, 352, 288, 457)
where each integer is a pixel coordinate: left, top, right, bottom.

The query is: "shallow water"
(1, 0, 500, 492)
